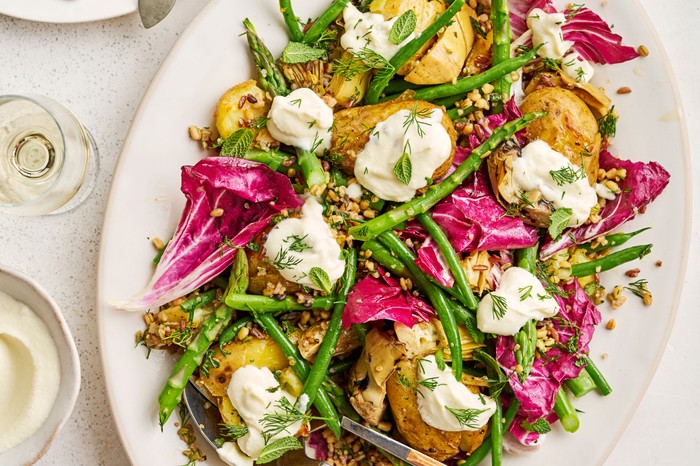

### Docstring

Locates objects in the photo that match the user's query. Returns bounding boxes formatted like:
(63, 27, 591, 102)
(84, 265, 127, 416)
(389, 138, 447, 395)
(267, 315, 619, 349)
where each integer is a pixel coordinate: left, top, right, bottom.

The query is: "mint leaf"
(393, 152, 412, 185)
(389, 10, 417, 45)
(221, 128, 254, 157)
(309, 267, 332, 293)
(256, 436, 302, 464)
(548, 207, 574, 240)
(281, 42, 325, 64)
(521, 418, 552, 434)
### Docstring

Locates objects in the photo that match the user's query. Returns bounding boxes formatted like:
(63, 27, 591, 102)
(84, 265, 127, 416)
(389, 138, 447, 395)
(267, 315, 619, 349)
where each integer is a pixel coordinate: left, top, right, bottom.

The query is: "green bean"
(378, 231, 463, 380)
(461, 399, 520, 466)
(364, 0, 466, 104)
(360, 239, 411, 278)
(553, 387, 580, 433)
(328, 357, 356, 376)
(581, 227, 651, 253)
(380, 46, 540, 103)
(383, 79, 423, 95)
(348, 112, 545, 241)
(256, 313, 342, 437)
(418, 213, 478, 310)
(489, 0, 512, 114)
(584, 358, 612, 396)
(157, 251, 247, 428)
(278, 0, 303, 42)
(303, 0, 348, 45)
(225, 294, 335, 312)
(446, 104, 477, 121)
(433, 94, 466, 109)
(565, 368, 596, 398)
(570, 244, 653, 277)
(301, 250, 357, 405)
(218, 316, 254, 347)
(321, 377, 361, 422)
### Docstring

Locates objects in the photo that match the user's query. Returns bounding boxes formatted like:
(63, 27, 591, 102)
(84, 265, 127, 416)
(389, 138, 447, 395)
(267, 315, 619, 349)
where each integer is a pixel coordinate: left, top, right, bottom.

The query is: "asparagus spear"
(513, 246, 538, 382)
(243, 18, 290, 97)
(157, 250, 248, 428)
(302, 0, 348, 45)
(490, 0, 512, 114)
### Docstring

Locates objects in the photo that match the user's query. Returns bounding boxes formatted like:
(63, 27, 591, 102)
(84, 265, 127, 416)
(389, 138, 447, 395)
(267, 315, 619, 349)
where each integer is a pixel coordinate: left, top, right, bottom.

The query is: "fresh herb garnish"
(389, 10, 417, 45)
(518, 285, 534, 301)
(256, 436, 303, 464)
(446, 407, 489, 429)
(281, 41, 326, 64)
(393, 149, 413, 186)
(272, 246, 302, 270)
(219, 423, 249, 441)
(521, 418, 552, 434)
(625, 279, 649, 298)
(470, 16, 487, 38)
(418, 377, 443, 392)
(488, 292, 508, 320)
(309, 267, 332, 293)
(220, 128, 254, 157)
(402, 104, 432, 137)
(598, 106, 617, 138)
(283, 234, 310, 252)
(548, 207, 574, 240)
(549, 165, 585, 186)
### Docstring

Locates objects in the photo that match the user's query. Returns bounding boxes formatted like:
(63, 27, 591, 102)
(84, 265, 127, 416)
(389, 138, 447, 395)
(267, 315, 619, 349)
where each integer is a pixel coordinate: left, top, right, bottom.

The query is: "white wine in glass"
(0, 94, 98, 216)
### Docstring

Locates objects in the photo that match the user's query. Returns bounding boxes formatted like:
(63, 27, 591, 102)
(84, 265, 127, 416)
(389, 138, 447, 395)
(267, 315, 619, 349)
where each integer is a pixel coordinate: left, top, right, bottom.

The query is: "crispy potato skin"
(215, 79, 270, 139)
(519, 87, 601, 183)
(386, 359, 461, 461)
(330, 99, 456, 179)
(200, 335, 289, 397)
(245, 230, 302, 296)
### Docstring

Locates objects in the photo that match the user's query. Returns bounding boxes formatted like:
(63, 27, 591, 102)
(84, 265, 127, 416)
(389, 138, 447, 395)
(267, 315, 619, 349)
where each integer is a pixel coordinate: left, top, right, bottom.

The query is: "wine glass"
(0, 94, 98, 216)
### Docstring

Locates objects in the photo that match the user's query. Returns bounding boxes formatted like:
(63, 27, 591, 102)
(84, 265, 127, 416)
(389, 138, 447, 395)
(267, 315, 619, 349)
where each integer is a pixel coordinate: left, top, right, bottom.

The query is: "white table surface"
(0, 1, 697, 465)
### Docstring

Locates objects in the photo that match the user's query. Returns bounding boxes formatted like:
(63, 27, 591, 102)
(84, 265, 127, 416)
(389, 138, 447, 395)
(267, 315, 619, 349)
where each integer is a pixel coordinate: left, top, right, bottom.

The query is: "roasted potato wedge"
(387, 358, 462, 461)
(404, 5, 476, 84)
(200, 335, 289, 397)
(215, 79, 270, 139)
(525, 71, 612, 119)
(369, 0, 445, 75)
(330, 99, 456, 178)
(519, 86, 601, 183)
(464, 29, 493, 76)
(246, 230, 302, 296)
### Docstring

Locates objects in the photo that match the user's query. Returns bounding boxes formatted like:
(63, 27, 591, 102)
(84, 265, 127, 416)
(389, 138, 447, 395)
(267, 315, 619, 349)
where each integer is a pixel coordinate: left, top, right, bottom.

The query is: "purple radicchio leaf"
(496, 280, 601, 445)
(115, 157, 303, 311)
(562, 7, 640, 64)
(508, 0, 557, 38)
(342, 271, 434, 329)
(540, 150, 670, 259)
(508, 1, 639, 64)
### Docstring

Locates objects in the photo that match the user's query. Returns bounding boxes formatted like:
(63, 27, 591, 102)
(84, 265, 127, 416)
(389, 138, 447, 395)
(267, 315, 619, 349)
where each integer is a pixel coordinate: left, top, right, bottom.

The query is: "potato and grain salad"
(121, 0, 670, 465)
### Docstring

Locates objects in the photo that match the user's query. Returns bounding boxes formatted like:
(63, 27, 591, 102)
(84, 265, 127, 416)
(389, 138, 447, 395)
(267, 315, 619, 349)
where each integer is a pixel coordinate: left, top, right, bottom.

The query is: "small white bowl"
(0, 265, 81, 465)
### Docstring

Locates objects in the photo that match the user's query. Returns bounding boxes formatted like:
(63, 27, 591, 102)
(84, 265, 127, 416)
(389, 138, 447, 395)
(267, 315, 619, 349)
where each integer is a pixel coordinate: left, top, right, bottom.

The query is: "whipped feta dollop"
(476, 266, 559, 335)
(561, 51, 595, 83)
(267, 87, 333, 154)
(0, 290, 61, 453)
(527, 8, 573, 59)
(226, 365, 304, 459)
(416, 355, 497, 432)
(218, 441, 254, 466)
(340, 4, 415, 61)
(264, 196, 345, 291)
(354, 108, 452, 202)
(512, 140, 598, 228)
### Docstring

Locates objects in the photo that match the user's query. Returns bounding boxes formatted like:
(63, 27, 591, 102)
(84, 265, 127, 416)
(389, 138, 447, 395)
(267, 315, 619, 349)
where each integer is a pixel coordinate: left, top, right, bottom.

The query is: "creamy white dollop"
(226, 365, 304, 458)
(512, 140, 598, 227)
(218, 441, 254, 466)
(264, 197, 345, 290)
(561, 51, 595, 83)
(267, 87, 333, 154)
(340, 4, 414, 61)
(0, 290, 61, 453)
(416, 355, 497, 432)
(354, 108, 451, 202)
(476, 266, 559, 336)
(345, 182, 363, 200)
(527, 8, 573, 59)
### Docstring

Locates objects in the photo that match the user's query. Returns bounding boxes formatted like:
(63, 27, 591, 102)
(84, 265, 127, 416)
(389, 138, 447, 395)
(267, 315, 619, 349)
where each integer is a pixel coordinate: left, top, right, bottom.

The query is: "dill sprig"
(446, 406, 489, 429)
(488, 292, 508, 320)
(598, 106, 617, 138)
(284, 234, 311, 253)
(260, 397, 306, 443)
(518, 285, 534, 301)
(219, 423, 249, 441)
(549, 164, 585, 186)
(417, 377, 443, 392)
(272, 246, 303, 270)
(625, 279, 650, 298)
(402, 104, 432, 137)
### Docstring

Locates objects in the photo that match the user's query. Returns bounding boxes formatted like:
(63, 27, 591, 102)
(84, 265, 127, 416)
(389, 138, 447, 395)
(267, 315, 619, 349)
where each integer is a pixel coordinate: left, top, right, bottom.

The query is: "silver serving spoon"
(183, 381, 446, 466)
(182, 381, 323, 466)
(138, 0, 176, 28)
